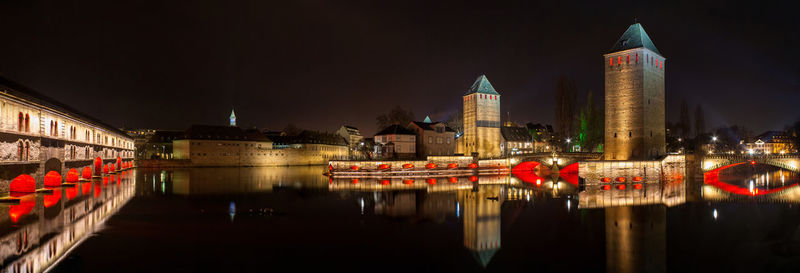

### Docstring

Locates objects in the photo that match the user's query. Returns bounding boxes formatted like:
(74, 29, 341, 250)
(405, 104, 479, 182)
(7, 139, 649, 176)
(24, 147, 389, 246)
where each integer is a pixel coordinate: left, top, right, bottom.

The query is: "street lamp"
(712, 136, 718, 142)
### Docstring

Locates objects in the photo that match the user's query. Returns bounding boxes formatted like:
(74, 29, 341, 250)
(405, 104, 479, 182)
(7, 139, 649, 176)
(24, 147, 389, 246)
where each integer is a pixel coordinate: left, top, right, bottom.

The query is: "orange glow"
(426, 178, 437, 185)
(601, 185, 611, 190)
(10, 174, 35, 193)
(402, 163, 414, 169)
(350, 165, 359, 170)
(378, 164, 391, 170)
(103, 164, 109, 174)
(44, 189, 61, 208)
(600, 177, 611, 183)
(402, 179, 414, 185)
(425, 163, 437, 169)
(66, 184, 78, 200)
(82, 167, 92, 179)
(94, 157, 102, 175)
(66, 168, 80, 182)
(380, 179, 390, 185)
(449, 177, 458, 183)
(617, 184, 626, 190)
(44, 171, 62, 187)
(469, 176, 478, 182)
(468, 163, 478, 169)
(351, 179, 359, 184)
(616, 177, 626, 182)
(632, 176, 643, 182)
(447, 163, 458, 169)
(9, 196, 34, 223)
(633, 184, 643, 190)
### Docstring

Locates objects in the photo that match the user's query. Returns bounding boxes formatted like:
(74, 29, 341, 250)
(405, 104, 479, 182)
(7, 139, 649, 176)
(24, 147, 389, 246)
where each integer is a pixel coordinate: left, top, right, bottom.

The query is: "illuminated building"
(460, 184, 502, 267)
(407, 118, 456, 157)
(229, 109, 236, 126)
(604, 23, 666, 160)
(373, 124, 416, 159)
(462, 75, 501, 158)
(500, 125, 533, 156)
(741, 131, 797, 154)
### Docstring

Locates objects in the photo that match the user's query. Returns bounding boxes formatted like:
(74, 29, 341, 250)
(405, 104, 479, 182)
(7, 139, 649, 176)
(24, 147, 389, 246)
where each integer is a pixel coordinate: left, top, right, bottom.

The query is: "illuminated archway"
(94, 157, 103, 176)
(10, 174, 35, 194)
(66, 168, 80, 182)
(116, 157, 122, 170)
(44, 171, 62, 187)
(82, 166, 93, 180)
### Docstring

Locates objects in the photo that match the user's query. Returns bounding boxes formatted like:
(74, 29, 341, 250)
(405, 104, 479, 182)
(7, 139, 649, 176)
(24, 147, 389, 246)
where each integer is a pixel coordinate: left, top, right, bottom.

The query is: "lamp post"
(565, 138, 571, 152)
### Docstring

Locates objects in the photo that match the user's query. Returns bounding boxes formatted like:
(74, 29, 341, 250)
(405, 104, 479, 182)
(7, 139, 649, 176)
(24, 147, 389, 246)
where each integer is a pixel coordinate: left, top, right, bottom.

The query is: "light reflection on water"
(4, 163, 800, 272)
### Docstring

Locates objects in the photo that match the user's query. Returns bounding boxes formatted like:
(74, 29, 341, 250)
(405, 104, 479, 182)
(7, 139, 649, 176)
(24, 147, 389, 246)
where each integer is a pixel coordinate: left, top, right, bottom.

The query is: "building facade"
(141, 130, 184, 159)
(500, 126, 533, 156)
(336, 125, 364, 159)
(742, 131, 797, 154)
(408, 120, 456, 158)
(462, 75, 501, 158)
(604, 23, 666, 160)
(374, 124, 416, 159)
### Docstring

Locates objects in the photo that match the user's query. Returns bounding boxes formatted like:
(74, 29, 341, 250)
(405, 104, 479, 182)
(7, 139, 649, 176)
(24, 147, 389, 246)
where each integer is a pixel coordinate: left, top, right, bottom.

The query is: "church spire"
(229, 109, 237, 126)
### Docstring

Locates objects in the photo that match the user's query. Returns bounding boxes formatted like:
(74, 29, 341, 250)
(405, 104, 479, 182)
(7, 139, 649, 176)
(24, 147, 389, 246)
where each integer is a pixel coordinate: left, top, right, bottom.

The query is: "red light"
(103, 165, 109, 174)
(425, 163, 437, 169)
(626, 54, 630, 64)
(82, 167, 92, 179)
(66, 168, 80, 182)
(469, 176, 479, 182)
(328, 164, 333, 170)
(10, 174, 35, 193)
(601, 185, 611, 190)
(44, 189, 61, 208)
(426, 178, 437, 185)
(403, 179, 414, 185)
(632, 176, 643, 182)
(447, 163, 458, 169)
(402, 163, 414, 169)
(633, 184, 642, 190)
(468, 163, 478, 169)
(616, 177, 626, 182)
(610, 58, 613, 66)
(350, 165, 359, 170)
(44, 171, 62, 187)
(380, 179, 390, 185)
(618, 56, 622, 65)
(449, 177, 458, 183)
(617, 184, 626, 190)
(601, 177, 611, 183)
(750, 161, 756, 165)
(351, 179, 359, 184)
(378, 164, 391, 170)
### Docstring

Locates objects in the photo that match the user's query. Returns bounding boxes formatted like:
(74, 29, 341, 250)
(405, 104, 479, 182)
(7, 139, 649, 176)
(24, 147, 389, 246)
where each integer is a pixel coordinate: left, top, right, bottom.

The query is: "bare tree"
(445, 111, 463, 135)
(694, 104, 706, 137)
(555, 76, 577, 140)
(376, 105, 416, 130)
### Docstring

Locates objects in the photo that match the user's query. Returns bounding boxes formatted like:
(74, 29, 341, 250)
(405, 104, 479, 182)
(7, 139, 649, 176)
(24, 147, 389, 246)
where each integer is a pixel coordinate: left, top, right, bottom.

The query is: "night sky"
(0, 1, 797, 136)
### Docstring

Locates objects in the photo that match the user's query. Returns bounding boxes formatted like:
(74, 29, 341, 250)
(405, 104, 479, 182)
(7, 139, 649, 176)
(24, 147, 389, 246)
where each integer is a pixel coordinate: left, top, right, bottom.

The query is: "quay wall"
(578, 155, 686, 184)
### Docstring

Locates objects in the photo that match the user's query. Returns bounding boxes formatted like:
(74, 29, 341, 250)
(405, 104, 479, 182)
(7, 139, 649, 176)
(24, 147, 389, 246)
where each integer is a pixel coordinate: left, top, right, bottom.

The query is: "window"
(24, 114, 29, 132)
(609, 58, 613, 66)
(629, 131, 632, 137)
(18, 113, 23, 132)
(626, 54, 629, 64)
(635, 53, 638, 63)
(618, 56, 621, 65)
(17, 142, 23, 160)
(614, 133, 617, 138)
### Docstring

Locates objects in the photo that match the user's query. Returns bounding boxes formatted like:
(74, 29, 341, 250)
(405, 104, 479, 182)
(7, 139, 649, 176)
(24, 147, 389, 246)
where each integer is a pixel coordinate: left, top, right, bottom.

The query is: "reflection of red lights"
(704, 162, 798, 196)
(511, 161, 540, 173)
(379, 164, 390, 170)
(10, 174, 35, 193)
(616, 177, 626, 182)
(103, 176, 109, 186)
(426, 178, 437, 185)
(601, 177, 611, 183)
(328, 177, 333, 184)
(559, 163, 580, 186)
(351, 179, 359, 184)
(9, 196, 34, 223)
(66, 184, 78, 200)
(402, 164, 414, 169)
(44, 189, 61, 208)
(403, 179, 413, 185)
(82, 182, 92, 195)
(469, 176, 478, 182)
(380, 179, 390, 185)
(447, 163, 458, 169)
(632, 176, 643, 182)
(350, 165, 359, 170)
(44, 171, 62, 187)
(633, 184, 642, 190)
(601, 185, 611, 190)
(95, 183, 102, 198)
(468, 163, 478, 169)
(617, 184, 626, 190)
(425, 163, 437, 169)
(449, 177, 458, 183)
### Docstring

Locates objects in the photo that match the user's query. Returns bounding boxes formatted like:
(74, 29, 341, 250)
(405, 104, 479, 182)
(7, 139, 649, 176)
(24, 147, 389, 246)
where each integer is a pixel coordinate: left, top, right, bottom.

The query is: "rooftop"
(375, 124, 417, 136)
(608, 23, 662, 56)
(465, 75, 500, 95)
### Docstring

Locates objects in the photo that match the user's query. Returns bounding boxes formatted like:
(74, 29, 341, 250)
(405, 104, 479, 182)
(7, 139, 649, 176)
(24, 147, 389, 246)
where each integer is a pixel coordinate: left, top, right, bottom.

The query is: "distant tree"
(555, 76, 577, 142)
(694, 104, 706, 137)
(679, 100, 691, 139)
(445, 111, 463, 135)
(283, 123, 302, 136)
(585, 91, 603, 152)
(376, 105, 416, 130)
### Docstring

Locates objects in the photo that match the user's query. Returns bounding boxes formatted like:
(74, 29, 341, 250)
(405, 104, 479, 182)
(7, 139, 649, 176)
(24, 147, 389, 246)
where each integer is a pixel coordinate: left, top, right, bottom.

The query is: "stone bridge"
(701, 154, 799, 172)
(0, 76, 135, 192)
(509, 152, 603, 169)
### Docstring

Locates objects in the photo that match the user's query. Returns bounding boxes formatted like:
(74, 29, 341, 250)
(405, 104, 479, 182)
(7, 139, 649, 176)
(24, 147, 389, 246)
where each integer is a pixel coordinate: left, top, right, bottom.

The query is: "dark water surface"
(3, 164, 800, 272)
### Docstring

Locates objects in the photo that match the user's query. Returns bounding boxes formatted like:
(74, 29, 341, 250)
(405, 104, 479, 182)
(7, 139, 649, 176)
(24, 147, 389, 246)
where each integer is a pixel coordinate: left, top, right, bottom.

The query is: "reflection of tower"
(462, 75, 501, 158)
(460, 184, 503, 267)
(604, 23, 666, 160)
(605, 205, 666, 273)
(229, 109, 237, 126)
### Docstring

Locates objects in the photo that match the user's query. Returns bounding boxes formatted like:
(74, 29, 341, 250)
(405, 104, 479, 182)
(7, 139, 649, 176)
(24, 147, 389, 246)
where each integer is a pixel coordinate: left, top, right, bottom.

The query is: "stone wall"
(579, 155, 686, 184)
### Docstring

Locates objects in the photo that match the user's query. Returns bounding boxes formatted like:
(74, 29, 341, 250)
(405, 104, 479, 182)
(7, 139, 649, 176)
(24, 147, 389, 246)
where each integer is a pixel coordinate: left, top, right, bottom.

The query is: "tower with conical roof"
(229, 109, 237, 127)
(604, 23, 666, 160)
(462, 75, 501, 158)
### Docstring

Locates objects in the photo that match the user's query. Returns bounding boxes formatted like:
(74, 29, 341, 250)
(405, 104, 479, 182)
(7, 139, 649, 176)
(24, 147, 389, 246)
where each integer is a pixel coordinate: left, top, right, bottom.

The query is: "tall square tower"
(604, 23, 666, 160)
(463, 75, 501, 158)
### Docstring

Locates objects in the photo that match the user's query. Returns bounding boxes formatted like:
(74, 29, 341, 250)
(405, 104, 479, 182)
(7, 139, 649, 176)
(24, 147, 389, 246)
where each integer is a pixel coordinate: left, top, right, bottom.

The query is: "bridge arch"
(702, 155, 800, 172)
(94, 157, 102, 176)
(44, 158, 62, 173)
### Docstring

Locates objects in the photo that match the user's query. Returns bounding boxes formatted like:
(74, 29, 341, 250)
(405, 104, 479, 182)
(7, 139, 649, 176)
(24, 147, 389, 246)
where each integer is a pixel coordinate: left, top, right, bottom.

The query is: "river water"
(2, 164, 799, 272)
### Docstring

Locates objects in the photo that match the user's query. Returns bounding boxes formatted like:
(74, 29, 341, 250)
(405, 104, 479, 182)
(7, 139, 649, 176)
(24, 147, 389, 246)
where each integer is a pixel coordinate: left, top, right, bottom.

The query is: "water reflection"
(0, 171, 135, 273)
(703, 164, 800, 202)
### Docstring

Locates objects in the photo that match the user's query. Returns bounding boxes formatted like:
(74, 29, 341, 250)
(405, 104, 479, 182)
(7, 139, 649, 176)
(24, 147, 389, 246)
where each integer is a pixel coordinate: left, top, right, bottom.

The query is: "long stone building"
(0, 76, 135, 191)
(461, 75, 502, 158)
(604, 23, 666, 160)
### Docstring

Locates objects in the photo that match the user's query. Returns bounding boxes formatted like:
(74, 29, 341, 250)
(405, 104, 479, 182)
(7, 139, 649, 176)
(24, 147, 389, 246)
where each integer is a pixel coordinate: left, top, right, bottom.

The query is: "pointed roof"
(230, 109, 236, 118)
(423, 116, 432, 123)
(609, 23, 662, 56)
(465, 75, 499, 95)
(471, 249, 498, 268)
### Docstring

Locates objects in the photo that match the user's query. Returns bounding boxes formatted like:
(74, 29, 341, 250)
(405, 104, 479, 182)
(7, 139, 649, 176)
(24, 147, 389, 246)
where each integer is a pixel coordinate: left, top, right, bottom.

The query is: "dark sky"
(0, 0, 797, 136)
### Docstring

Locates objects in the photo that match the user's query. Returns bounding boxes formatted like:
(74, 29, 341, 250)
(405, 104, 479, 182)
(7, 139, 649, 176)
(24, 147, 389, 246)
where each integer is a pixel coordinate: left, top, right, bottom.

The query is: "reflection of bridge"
(702, 162, 800, 203)
(0, 171, 134, 273)
(702, 154, 799, 172)
(0, 76, 135, 192)
(509, 152, 603, 169)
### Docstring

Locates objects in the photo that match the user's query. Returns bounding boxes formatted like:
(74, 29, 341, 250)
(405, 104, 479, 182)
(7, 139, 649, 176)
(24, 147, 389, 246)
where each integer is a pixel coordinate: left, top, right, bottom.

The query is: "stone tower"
(229, 109, 237, 126)
(604, 23, 666, 160)
(462, 75, 501, 158)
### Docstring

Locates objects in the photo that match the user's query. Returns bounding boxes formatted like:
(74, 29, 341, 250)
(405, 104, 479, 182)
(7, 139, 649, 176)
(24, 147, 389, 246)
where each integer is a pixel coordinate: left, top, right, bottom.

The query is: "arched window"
(626, 54, 629, 64)
(24, 142, 29, 161)
(609, 58, 613, 66)
(635, 53, 638, 63)
(18, 113, 23, 132)
(618, 56, 621, 65)
(54, 121, 58, 136)
(24, 114, 29, 132)
(17, 142, 23, 161)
